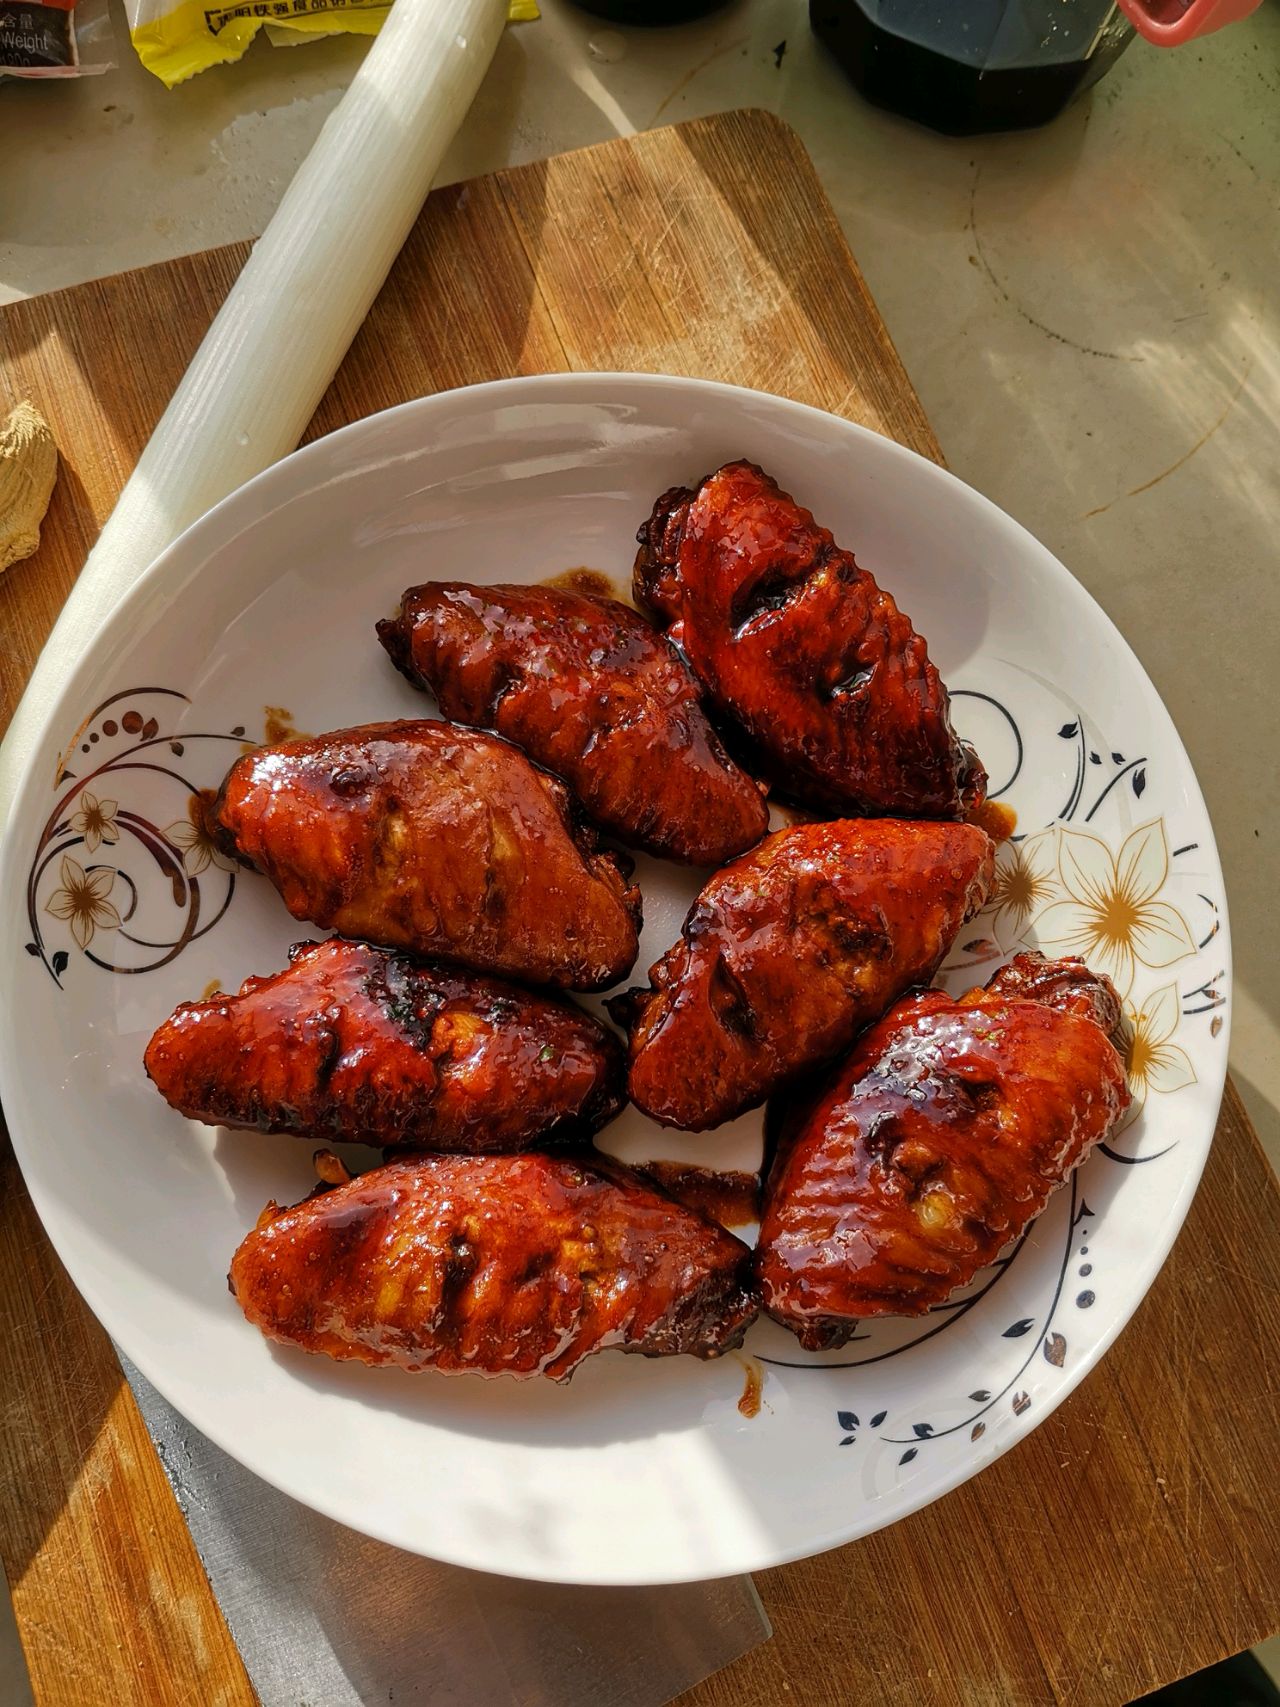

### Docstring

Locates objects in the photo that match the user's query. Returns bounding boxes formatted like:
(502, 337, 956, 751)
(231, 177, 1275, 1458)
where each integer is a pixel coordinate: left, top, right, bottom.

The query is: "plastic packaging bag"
(0, 0, 114, 76)
(121, 0, 536, 88)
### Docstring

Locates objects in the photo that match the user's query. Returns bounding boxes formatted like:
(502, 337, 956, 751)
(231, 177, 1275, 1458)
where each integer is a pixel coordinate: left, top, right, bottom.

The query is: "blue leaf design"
(839, 1435, 856, 1446)
(870, 1410, 887, 1428)
(969, 1390, 992, 1402)
(1089, 751, 1101, 765)
(912, 1423, 934, 1438)
(836, 1410, 859, 1431)
(1058, 722, 1078, 739)
(1003, 1318, 1035, 1338)
(51, 951, 69, 976)
(1112, 752, 1124, 764)
(898, 1448, 918, 1466)
(1133, 767, 1147, 798)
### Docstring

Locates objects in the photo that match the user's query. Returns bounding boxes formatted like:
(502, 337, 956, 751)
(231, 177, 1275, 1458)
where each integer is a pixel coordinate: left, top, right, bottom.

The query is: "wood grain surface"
(0, 110, 1276, 1707)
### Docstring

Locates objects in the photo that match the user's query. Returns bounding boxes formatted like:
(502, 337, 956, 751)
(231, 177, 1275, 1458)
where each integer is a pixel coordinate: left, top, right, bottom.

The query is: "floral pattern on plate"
(23, 689, 245, 986)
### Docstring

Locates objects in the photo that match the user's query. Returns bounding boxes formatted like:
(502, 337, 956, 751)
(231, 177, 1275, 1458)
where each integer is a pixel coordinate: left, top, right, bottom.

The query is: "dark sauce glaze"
(640, 1161, 761, 1230)
(192, 785, 222, 841)
(312, 1148, 354, 1187)
(967, 799, 1017, 844)
(541, 567, 621, 600)
(231, 1151, 760, 1381)
(377, 585, 769, 866)
(210, 721, 641, 990)
(614, 818, 995, 1132)
(144, 938, 625, 1152)
(634, 461, 986, 819)
(756, 954, 1130, 1346)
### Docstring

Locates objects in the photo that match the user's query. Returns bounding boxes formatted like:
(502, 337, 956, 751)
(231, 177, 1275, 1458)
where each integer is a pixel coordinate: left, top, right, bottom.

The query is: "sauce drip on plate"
(737, 1356, 764, 1418)
(541, 567, 618, 600)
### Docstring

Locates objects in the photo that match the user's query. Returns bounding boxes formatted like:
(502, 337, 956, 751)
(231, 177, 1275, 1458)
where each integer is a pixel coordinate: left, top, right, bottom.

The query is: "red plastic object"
(1117, 0, 1261, 45)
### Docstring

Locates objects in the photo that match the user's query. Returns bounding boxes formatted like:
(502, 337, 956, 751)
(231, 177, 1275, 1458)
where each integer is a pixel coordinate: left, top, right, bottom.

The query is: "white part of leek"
(0, 0, 505, 808)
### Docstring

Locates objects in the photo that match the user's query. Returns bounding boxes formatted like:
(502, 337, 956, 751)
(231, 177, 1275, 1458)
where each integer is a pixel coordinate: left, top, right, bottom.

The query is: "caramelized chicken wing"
(634, 461, 985, 818)
(377, 582, 769, 864)
(977, 949, 1124, 1037)
(145, 938, 623, 1151)
(212, 721, 640, 990)
(756, 953, 1130, 1347)
(608, 819, 994, 1130)
(230, 1152, 758, 1380)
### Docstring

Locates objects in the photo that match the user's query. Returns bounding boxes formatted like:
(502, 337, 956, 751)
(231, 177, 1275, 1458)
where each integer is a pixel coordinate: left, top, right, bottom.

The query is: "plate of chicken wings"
(0, 374, 1229, 1584)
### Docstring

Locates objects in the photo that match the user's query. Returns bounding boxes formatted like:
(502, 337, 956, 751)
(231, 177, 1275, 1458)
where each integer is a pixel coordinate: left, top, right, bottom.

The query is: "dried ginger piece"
(0, 401, 58, 574)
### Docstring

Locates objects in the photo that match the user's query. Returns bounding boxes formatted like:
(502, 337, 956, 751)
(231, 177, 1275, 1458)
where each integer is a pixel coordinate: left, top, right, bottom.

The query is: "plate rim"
(0, 370, 1232, 1583)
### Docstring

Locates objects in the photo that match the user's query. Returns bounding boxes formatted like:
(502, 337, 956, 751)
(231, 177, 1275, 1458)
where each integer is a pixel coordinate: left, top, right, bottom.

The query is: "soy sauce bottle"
(810, 1, 1136, 134)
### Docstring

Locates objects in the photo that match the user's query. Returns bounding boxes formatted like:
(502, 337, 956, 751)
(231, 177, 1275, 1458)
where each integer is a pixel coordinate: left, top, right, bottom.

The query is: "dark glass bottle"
(571, 0, 730, 22)
(810, 1, 1135, 135)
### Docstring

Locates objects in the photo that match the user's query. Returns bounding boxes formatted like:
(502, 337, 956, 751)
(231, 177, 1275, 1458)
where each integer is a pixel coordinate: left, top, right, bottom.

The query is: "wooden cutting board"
(1, 111, 1277, 1707)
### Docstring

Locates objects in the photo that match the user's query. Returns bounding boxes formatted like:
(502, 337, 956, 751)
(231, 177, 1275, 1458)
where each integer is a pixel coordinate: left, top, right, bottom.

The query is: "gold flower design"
(1030, 819, 1196, 997)
(45, 856, 122, 951)
(70, 791, 119, 855)
(166, 793, 235, 878)
(1118, 983, 1197, 1113)
(986, 827, 1059, 951)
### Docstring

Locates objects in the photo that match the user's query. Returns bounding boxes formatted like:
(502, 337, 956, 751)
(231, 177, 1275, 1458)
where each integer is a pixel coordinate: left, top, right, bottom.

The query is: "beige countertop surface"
(2, 0, 1277, 1166)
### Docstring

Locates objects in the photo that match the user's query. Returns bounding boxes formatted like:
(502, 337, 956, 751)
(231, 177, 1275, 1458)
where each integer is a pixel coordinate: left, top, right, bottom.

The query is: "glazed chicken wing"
(212, 721, 640, 990)
(230, 1153, 758, 1380)
(756, 953, 1130, 1348)
(634, 461, 985, 818)
(608, 819, 994, 1130)
(377, 582, 769, 864)
(145, 939, 623, 1151)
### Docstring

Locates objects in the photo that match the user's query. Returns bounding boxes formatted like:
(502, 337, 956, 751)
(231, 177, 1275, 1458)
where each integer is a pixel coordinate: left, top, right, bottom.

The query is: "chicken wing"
(230, 1152, 758, 1380)
(212, 721, 640, 990)
(756, 953, 1130, 1347)
(607, 819, 994, 1130)
(377, 582, 769, 865)
(145, 938, 623, 1151)
(976, 949, 1124, 1036)
(634, 461, 985, 818)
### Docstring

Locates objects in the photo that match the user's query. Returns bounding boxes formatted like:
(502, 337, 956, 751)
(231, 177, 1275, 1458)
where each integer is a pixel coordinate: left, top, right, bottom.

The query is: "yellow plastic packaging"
(126, 0, 536, 87)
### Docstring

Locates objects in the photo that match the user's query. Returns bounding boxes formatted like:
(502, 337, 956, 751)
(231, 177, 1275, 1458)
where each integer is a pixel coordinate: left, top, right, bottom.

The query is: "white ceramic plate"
(0, 374, 1229, 1586)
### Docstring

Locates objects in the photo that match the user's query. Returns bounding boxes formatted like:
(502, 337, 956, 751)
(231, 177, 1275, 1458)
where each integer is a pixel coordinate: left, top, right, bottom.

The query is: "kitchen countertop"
(4, 0, 1276, 1175)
